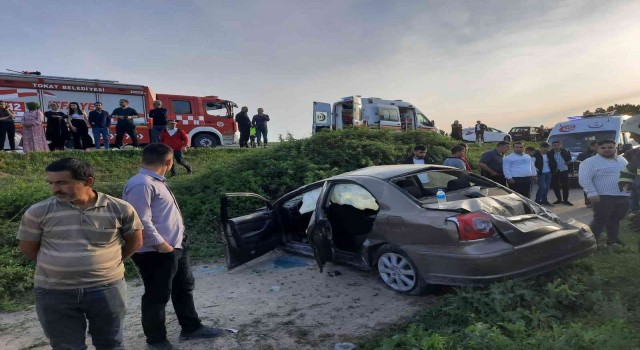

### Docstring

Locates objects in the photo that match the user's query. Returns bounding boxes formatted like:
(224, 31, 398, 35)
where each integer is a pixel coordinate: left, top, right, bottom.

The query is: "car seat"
(447, 178, 471, 192)
(394, 178, 423, 198)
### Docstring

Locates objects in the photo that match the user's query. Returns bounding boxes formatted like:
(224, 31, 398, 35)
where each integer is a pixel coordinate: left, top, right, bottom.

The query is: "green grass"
(358, 226, 640, 350)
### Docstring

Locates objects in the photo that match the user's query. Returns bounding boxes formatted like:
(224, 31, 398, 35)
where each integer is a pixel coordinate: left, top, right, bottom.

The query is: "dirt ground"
(0, 188, 590, 350)
(0, 250, 433, 350)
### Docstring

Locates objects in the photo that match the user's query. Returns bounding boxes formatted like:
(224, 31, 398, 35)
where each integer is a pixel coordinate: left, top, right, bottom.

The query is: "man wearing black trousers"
(235, 106, 251, 148)
(123, 144, 222, 349)
(0, 101, 16, 151)
(111, 99, 140, 148)
(550, 140, 573, 205)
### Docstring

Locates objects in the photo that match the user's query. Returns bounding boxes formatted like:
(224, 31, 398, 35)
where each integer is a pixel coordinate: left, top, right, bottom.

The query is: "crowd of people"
(234, 106, 270, 148)
(1, 98, 272, 151)
(405, 138, 633, 248)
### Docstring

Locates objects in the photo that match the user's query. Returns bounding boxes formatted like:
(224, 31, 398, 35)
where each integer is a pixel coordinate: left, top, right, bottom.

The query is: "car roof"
(330, 165, 454, 180)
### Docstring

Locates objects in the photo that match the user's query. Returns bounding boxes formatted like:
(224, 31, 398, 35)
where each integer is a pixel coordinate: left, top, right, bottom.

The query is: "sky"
(3, 0, 640, 137)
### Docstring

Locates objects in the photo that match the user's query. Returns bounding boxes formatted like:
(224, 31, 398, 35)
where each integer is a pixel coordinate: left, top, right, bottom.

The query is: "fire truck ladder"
(2, 71, 119, 84)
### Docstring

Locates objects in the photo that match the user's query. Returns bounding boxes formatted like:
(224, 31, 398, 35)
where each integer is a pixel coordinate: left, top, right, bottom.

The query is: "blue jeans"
(35, 279, 127, 350)
(255, 125, 268, 146)
(92, 127, 110, 149)
(535, 172, 552, 203)
(151, 125, 166, 143)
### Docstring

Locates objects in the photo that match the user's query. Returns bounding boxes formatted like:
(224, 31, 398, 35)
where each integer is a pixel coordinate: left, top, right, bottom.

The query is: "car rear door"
(313, 102, 332, 133)
(306, 182, 334, 272)
(220, 193, 281, 270)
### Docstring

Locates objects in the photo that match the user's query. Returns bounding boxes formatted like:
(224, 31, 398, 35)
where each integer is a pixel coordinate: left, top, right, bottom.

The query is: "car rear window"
(391, 170, 511, 201)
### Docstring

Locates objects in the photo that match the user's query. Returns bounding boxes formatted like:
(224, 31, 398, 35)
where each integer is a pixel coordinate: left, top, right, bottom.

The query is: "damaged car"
(220, 165, 596, 295)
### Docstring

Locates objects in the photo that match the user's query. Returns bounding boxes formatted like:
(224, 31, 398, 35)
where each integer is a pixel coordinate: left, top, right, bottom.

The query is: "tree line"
(583, 103, 640, 116)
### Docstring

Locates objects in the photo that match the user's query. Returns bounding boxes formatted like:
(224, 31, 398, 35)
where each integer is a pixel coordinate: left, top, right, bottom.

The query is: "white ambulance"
(312, 96, 437, 133)
(547, 112, 637, 180)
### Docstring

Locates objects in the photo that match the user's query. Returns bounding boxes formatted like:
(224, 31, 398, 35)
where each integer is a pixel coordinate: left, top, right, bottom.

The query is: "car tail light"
(450, 212, 496, 241)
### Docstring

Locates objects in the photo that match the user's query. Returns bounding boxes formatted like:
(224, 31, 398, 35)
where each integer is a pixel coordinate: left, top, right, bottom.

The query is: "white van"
(312, 96, 437, 133)
(547, 112, 637, 180)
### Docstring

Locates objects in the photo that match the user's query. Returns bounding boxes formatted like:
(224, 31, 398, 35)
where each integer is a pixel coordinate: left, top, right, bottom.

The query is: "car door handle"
(261, 213, 271, 218)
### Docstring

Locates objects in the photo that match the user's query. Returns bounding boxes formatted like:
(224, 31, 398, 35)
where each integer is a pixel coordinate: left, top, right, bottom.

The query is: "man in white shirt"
(579, 139, 629, 247)
(503, 141, 537, 197)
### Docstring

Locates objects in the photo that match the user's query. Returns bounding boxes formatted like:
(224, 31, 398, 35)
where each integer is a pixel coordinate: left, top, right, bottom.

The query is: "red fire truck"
(0, 72, 238, 149)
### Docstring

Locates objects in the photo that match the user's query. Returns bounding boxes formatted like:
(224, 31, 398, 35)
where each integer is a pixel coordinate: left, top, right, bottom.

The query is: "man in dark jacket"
(577, 141, 598, 162)
(478, 141, 510, 185)
(235, 106, 251, 148)
(251, 108, 270, 147)
(532, 142, 557, 205)
(401, 144, 435, 165)
(549, 141, 573, 205)
(577, 141, 598, 206)
(111, 99, 140, 148)
(149, 100, 168, 143)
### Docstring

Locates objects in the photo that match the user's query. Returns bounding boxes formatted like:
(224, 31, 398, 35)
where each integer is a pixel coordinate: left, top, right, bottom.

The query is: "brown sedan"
(220, 165, 596, 295)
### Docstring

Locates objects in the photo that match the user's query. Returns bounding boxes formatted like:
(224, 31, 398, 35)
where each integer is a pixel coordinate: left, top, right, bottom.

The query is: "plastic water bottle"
(436, 189, 447, 208)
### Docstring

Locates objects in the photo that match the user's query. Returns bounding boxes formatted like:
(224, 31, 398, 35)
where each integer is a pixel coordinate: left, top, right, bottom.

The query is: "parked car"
(220, 165, 596, 295)
(509, 126, 544, 142)
(462, 127, 511, 142)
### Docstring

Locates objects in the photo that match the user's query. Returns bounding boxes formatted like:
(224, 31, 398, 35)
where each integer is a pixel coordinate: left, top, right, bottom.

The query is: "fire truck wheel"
(192, 133, 220, 148)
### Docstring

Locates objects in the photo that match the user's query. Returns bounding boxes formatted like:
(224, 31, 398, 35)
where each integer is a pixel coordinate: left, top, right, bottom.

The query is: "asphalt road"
(541, 187, 593, 225)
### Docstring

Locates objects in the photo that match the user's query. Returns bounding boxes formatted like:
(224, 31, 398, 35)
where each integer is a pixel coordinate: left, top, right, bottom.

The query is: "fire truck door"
(166, 97, 198, 127)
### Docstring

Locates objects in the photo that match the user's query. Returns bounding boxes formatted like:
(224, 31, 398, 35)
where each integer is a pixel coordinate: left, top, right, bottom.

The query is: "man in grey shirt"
(578, 139, 629, 247)
(443, 145, 467, 170)
(123, 143, 223, 349)
(18, 158, 143, 349)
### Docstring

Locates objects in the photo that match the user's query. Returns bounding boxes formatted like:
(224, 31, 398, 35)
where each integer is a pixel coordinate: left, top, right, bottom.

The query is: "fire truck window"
(172, 100, 192, 114)
(205, 102, 226, 116)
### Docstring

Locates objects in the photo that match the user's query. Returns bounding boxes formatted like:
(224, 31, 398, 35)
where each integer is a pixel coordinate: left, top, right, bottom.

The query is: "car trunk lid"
(424, 194, 563, 245)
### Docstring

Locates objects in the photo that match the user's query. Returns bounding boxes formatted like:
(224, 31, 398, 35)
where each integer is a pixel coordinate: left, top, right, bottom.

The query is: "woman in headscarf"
(21, 102, 49, 152)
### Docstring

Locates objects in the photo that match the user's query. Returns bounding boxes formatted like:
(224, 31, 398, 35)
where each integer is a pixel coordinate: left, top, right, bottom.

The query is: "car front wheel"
(503, 136, 511, 142)
(374, 244, 428, 295)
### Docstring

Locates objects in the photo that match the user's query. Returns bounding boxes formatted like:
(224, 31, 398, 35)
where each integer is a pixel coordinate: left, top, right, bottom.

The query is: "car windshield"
(547, 131, 616, 153)
(391, 169, 512, 203)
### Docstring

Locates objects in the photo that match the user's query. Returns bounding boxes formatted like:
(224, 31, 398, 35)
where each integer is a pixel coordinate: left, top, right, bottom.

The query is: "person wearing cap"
(160, 120, 192, 176)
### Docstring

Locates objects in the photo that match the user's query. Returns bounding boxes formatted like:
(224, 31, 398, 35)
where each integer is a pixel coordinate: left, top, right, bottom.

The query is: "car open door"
(220, 193, 280, 270)
(313, 102, 332, 133)
(306, 182, 334, 272)
(352, 96, 362, 127)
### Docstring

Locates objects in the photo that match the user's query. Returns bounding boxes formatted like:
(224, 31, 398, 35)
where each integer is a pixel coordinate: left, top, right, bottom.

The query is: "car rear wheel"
(374, 244, 428, 295)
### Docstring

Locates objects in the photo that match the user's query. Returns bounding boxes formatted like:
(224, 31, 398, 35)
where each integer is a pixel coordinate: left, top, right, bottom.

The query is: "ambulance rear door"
(313, 101, 332, 133)
(352, 96, 362, 126)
